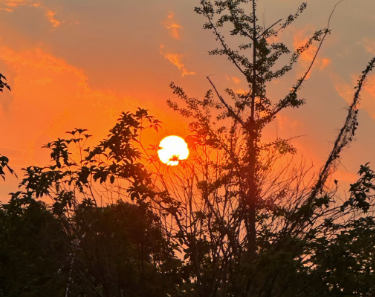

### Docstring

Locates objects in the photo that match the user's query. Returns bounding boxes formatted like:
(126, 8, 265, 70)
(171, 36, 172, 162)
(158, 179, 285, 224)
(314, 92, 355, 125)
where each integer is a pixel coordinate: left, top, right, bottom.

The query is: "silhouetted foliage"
(148, 1, 375, 296)
(0, 198, 68, 297)
(0, 73, 10, 93)
(2, 1, 375, 296)
(69, 201, 182, 297)
(0, 110, 183, 297)
(0, 72, 14, 181)
(0, 155, 15, 181)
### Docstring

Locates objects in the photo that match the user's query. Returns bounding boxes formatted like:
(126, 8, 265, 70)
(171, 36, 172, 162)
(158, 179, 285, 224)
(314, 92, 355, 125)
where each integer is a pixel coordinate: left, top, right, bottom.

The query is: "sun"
(158, 136, 189, 166)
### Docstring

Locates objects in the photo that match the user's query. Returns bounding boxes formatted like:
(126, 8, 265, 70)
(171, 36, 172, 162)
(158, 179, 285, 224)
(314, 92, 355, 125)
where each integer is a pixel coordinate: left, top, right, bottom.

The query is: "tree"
(0, 154, 15, 181)
(1, 110, 183, 297)
(4, 103, 374, 296)
(143, 0, 375, 296)
(0, 72, 14, 181)
(0, 197, 69, 297)
(68, 200, 182, 297)
(0, 73, 10, 94)
(2, 1, 375, 296)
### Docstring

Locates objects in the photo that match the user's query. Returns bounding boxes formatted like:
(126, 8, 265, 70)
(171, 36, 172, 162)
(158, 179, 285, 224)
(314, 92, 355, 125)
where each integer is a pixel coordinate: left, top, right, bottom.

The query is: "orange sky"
(1, 0, 375, 201)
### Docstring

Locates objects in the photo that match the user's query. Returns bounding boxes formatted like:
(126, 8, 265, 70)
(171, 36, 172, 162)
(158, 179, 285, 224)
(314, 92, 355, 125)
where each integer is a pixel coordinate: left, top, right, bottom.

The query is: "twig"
(257, 19, 282, 39)
(206, 75, 246, 127)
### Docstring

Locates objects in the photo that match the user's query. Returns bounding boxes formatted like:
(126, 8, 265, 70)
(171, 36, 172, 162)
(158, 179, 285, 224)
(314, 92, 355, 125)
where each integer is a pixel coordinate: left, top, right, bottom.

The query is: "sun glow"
(157, 136, 189, 166)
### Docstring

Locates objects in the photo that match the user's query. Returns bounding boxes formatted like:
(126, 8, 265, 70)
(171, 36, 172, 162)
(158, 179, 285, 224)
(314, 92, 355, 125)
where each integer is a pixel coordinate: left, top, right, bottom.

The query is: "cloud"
(161, 11, 192, 74)
(1, 0, 39, 9)
(332, 72, 375, 119)
(225, 75, 241, 84)
(0, 47, 84, 79)
(276, 114, 299, 131)
(1, 0, 33, 7)
(362, 37, 375, 55)
(0, 0, 61, 28)
(363, 74, 375, 119)
(331, 74, 353, 105)
(232, 76, 241, 84)
(164, 11, 182, 40)
(167, 23, 182, 40)
(235, 89, 248, 95)
(0, 46, 142, 170)
(358, 39, 375, 108)
(364, 74, 375, 97)
(45, 9, 61, 27)
(164, 53, 196, 76)
(293, 26, 331, 79)
(159, 44, 195, 76)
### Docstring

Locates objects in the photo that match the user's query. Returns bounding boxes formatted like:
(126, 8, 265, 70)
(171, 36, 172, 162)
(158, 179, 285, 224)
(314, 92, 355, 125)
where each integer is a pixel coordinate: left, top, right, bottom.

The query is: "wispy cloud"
(362, 37, 375, 55)
(276, 114, 299, 131)
(167, 23, 182, 40)
(164, 53, 196, 76)
(160, 44, 195, 76)
(164, 11, 182, 40)
(45, 9, 61, 27)
(0, 0, 61, 28)
(2, 0, 34, 7)
(331, 73, 353, 105)
(363, 74, 375, 120)
(293, 26, 331, 79)
(225, 75, 241, 84)
(0, 47, 84, 78)
(0, 46, 142, 169)
(332, 72, 375, 120)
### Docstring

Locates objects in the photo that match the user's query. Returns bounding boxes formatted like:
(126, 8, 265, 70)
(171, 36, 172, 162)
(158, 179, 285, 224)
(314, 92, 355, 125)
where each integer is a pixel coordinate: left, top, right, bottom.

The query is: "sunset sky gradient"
(1, 0, 375, 201)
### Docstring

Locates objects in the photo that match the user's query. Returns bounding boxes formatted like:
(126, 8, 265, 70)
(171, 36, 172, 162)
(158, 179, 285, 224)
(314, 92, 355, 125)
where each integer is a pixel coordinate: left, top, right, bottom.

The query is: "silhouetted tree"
(0, 154, 14, 181)
(2, 110, 183, 297)
(143, 1, 375, 296)
(0, 197, 69, 297)
(0, 73, 10, 94)
(2, 1, 375, 296)
(0, 72, 14, 181)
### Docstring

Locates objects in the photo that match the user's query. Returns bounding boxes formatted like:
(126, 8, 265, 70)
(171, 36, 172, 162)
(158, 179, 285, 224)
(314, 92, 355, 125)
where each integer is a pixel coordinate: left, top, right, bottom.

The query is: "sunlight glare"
(158, 136, 189, 166)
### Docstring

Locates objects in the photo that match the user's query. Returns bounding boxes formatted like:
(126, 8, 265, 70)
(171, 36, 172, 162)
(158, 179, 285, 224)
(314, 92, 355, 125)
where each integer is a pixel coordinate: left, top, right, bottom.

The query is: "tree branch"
(207, 18, 248, 78)
(266, 1, 344, 122)
(257, 19, 282, 39)
(206, 76, 246, 127)
(310, 56, 375, 200)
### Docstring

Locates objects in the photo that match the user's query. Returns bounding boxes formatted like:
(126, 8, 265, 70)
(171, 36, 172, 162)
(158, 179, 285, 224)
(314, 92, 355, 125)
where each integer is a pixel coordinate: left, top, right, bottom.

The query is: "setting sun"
(157, 135, 189, 166)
